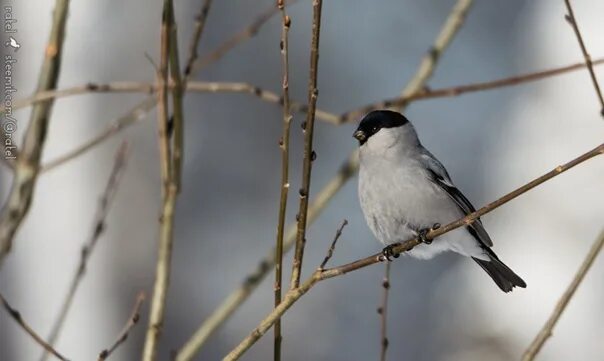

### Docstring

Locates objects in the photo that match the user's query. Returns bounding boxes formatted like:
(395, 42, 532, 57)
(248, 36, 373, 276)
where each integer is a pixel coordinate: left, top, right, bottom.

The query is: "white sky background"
(0, 0, 602, 360)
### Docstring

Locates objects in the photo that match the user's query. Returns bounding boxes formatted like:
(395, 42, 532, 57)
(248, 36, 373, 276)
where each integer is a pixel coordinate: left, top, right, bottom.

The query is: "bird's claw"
(381, 244, 400, 261)
(418, 223, 440, 244)
(381, 222, 441, 260)
(418, 229, 431, 244)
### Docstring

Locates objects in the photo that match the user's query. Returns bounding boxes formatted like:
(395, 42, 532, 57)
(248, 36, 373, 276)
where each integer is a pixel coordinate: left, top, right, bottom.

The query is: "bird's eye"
(372, 126, 378, 133)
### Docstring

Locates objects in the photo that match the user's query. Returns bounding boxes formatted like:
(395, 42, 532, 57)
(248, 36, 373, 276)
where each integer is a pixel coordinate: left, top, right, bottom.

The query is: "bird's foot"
(381, 243, 401, 261)
(418, 223, 440, 244)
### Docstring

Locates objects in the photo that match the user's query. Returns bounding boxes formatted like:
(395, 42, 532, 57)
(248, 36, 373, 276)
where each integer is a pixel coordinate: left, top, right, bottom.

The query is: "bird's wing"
(420, 151, 493, 247)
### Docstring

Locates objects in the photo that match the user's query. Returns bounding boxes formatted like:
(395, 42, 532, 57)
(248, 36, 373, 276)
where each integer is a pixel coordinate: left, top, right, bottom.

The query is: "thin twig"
(290, 0, 323, 290)
(156, 3, 172, 195)
(563, 0, 604, 116)
(399, 0, 474, 99)
(378, 263, 391, 361)
(522, 230, 604, 361)
(141, 2, 178, 360)
(0, 0, 70, 269)
(4, 57, 603, 125)
(273, 1, 292, 360)
(168, 1, 185, 192)
(0, 82, 155, 113)
(13, 56, 604, 172)
(167, 0, 212, 192)
(188, 0, 300, 74)
(143, 8, 195, 356)
(176, 1, 471, 356)
(343, 0, 473, 123)
(223, 142, 604, 361)
(41, 97, 156, 173)
(39, 143, 129, 361)
(319, 219, 348, 270)
(340, 58, 604, 123)
(0, 292, 70, 361)
(98, 292, 146, 361)
(183, 0, 213, 77)
(2, 81, 340, 124)
(143, 142, 179, 361)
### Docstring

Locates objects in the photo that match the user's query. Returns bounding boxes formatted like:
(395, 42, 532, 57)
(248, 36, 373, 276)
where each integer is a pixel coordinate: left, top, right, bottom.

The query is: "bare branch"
(378, 262, 391, 361)
(8, 53, 602, 172)
(224, 142, 604, 360)
(0, 82, 155, 113)
(40, 143, 129, 361)
(319, 219, 348, 270)
(141, 2, 178, 360)
(97, 292, 146, 361)
(273, 1, 292, 360)
(6, 55, 604, 129)
(399, 0, 474, 99)
(167, 0, 214, 192)
(341, 58, 604, 123)
(41, 97, 156, 173)
(5, 56, 604, 126)
(522, 230, 604, 361)
(2, 81, 340, 125)
(0, 0, 70, 268)
(156, 3, 172, 195)
(168, 0, 186, 192)
(188, 0, 300, 74)
(143, 152, 179, 361)
(563, 0, 604, 116)
(0, 292, 70, 361)
(290, 0, 323, 290)
(183, 0, 213, 77)
(39, 52, 603, 172)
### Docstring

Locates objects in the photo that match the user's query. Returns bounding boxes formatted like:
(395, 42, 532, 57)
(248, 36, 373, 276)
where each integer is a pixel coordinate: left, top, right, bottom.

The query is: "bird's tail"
(472, 251, 526, 293)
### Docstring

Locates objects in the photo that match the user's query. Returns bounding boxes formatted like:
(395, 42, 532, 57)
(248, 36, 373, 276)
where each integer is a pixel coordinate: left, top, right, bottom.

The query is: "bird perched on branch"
(354, 110, 526, 292)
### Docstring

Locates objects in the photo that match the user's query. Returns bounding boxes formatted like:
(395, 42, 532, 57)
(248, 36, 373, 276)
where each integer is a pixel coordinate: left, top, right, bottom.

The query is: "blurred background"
(1, 0, 603, 360)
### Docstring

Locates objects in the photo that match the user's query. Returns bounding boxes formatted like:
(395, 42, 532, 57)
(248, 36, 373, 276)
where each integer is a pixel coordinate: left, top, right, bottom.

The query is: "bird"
(353, 110, 526, 292)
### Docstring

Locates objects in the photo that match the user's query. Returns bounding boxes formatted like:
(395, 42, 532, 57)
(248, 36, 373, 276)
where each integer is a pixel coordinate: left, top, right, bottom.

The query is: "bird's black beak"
(353, 130, 366, 143)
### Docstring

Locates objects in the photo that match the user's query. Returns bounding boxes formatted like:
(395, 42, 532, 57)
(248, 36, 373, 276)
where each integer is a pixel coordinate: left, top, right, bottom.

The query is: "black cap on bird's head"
(353, 110, 410, 145)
